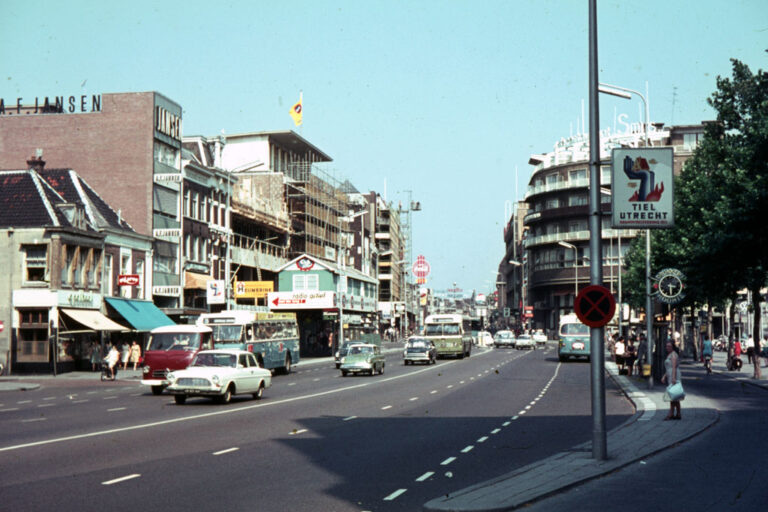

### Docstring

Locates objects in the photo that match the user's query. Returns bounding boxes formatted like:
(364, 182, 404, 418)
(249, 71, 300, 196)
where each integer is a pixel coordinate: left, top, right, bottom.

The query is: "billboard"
(611, 148, 674, 229)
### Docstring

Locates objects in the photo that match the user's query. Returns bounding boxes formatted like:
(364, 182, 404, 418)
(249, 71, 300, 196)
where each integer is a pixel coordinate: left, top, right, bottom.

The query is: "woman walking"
(661, 341, 683, 420)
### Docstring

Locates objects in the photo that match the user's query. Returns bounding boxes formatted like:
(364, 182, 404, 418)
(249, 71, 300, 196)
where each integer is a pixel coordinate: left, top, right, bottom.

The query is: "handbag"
(664, 381, 685, 401)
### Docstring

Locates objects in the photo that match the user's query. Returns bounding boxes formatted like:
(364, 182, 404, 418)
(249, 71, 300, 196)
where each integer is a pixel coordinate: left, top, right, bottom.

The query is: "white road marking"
(213, 447, 239, 456)
(107, 407, 126, 412)
(430, 390, 437, 394)
(73, 400, 89, 404)
(37, 404, 54, 408)
(43, 397, 56, 401)
(383, 489, 407, 501)
(1, 408, 20, 412)
(502, 421, 511, 426)
(459, 380, 465, 384)
(288, 382, 296, 386)
(21, 418, 47, 423)
(0, 359, 461, 453)
(518, 410, 527, 415)
(103, 396, 118, 400)
(447, 385, 454, 389)
(441, 457, 456, 465)
(416, 472, 434, 482)
(381, 405, 392, 410)
(409, 397, 419, 401)
(343, 416, 357, 421)
(461, 445, 474, 453)
(290, 429, 308, 436)
(477, 436, 488, 443)
(512, 415, 519, 420)
(102, 474, 140, 485)
(17, 400, 31, 404)
(491, 428, 501, 434)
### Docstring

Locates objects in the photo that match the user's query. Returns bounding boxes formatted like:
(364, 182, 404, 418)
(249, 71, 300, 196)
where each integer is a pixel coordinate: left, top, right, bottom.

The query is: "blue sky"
(2, 0, 766, 296)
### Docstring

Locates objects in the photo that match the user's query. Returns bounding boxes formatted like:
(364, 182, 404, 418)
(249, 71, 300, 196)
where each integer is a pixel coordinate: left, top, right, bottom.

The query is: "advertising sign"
(412, 255, 431, 285)
(117, 274, 140, 286)
(268, 291, 336, 310)
(206, 280, 226, 305)
(234, 280, 274, 299)
(611, 148, 674, 229)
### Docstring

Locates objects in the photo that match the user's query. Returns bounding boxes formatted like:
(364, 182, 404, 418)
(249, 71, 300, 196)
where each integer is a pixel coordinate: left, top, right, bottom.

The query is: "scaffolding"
(286, 162, 350, 263)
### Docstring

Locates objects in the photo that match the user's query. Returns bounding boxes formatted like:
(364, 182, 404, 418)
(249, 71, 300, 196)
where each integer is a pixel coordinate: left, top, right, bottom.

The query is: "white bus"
(423, 314, 473, 359)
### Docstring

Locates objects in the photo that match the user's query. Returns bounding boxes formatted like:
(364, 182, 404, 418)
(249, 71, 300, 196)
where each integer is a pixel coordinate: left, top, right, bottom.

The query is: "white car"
(515, 334, 535, 350)
(477, 331, 494, 347)
(166, 349, 272, 405)
(533, 330, 547, 346)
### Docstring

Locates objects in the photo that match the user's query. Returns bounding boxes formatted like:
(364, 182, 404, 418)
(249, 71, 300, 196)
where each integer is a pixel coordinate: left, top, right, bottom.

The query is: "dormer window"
(58, 203, 87, 230)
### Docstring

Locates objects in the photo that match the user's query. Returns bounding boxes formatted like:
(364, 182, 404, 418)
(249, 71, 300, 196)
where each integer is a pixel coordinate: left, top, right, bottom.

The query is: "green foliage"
(621, 59, 768, 313)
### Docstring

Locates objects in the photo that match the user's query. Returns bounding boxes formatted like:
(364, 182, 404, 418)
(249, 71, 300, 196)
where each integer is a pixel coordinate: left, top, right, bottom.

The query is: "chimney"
(27, 155, 46, 173)
(27, 149, 45, 172)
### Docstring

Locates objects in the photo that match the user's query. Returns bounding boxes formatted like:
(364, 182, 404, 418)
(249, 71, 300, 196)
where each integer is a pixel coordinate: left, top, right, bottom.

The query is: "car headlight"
(335, 351, 339, 358)
(167, 373, 177, 382)
(211, 375, 221, 385)
(142, 365, 150, 374)
(340, 357, 346, 364)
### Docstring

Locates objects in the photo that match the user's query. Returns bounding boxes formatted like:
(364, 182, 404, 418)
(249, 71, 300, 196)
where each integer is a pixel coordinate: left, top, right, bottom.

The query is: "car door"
(238, 353, 257, 393)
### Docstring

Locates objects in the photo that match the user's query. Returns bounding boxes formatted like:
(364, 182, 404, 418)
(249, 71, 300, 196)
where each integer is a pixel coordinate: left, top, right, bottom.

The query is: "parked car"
(335, 342, 364, 369)
(515, 334, 535, 350)
(403, 337, 437, 365)
(340, 344, 385, 376)
(476, 331, 494, 347)
(165, 349, 272, 405)
(494, 330, 516, 349)
(533, 329, 547, 347)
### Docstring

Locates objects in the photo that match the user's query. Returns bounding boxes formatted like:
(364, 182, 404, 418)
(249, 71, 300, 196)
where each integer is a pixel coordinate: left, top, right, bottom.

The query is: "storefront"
(12, 289, 127, 373)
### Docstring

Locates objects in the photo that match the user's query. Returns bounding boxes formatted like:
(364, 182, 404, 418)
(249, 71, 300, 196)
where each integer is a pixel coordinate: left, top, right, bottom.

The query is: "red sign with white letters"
(117, 274, 140, 286)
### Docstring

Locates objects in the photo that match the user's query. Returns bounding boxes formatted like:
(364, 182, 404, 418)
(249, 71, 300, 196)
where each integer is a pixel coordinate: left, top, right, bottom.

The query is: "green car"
(339, 344, 385, 376)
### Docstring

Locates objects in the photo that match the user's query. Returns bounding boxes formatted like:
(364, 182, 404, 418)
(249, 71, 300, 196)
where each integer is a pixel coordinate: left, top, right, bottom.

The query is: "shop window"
(135, 259, 145, 299)
(18, 309, 49, 363)
(23, 245, 48, 282)
(293, 274, 319, 291)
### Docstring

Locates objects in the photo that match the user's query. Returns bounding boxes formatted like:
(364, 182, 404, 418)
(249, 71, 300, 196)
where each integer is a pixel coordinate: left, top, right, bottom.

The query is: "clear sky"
(2, 0, 766, 297)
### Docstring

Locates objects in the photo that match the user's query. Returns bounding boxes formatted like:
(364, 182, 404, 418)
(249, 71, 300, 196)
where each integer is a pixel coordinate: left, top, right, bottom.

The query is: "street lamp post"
(508, 260, 521, 328)
(599, 82, 654, 390)
(558, 241, 578, 304)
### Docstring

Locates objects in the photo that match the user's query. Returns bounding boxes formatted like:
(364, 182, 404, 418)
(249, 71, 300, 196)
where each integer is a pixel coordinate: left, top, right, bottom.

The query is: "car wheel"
(341, 370, 348, 377)
(336, 363, 341, 369)
(151, 386, 163, 395)
(253, 383, 264, 400)
(404, 360, 409, 365)
(174, 394, 186, 405)
(217, 386, 232, 404)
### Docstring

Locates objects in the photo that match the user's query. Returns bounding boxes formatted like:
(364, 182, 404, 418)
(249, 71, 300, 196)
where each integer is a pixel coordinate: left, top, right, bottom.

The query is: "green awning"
(105, 297, 175, 332)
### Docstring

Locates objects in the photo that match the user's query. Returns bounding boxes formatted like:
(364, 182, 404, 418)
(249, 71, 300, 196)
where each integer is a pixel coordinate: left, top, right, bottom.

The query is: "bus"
(423, 314, 473, 359)
(141, 324, 213, 395)
(197, 311, 300, 374)
(558, 313, 590, 362)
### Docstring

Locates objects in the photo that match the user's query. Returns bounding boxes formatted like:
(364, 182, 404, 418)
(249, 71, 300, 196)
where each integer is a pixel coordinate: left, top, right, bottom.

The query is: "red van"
(141, 324, 213, 395)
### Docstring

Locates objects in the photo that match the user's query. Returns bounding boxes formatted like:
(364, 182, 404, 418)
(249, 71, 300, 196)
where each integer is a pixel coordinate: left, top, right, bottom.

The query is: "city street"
(0, 345, 633, 511)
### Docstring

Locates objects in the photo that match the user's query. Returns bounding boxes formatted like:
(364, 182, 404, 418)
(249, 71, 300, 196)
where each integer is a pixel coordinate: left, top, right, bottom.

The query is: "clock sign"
(653, 268, 686, 305)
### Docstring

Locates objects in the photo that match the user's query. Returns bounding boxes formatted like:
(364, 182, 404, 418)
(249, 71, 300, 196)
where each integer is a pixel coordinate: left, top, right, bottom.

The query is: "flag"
(289, 93, 303, 126)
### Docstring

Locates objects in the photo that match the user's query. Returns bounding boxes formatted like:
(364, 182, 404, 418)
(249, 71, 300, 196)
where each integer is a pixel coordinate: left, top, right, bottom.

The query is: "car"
(476, 331, 494, 347)
(403, 337, 437, 365)
(515, 334, 535, 350)
(335, 342, 364, 369)
(494, 330, 516, 348)
(339, 343, 385, 376)
(533, 329, 547, 347)
(165, 349, 272, 405)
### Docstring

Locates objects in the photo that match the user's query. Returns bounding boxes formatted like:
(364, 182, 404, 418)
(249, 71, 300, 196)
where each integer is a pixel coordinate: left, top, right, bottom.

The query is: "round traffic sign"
(574, 285, 616, 328)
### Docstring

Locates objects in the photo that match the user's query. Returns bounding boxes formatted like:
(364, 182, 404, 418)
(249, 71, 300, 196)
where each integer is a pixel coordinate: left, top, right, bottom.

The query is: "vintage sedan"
(340, 343, 385, 376)
(493, 330, 516, 348)
(515, 334, 535, 350)
(166, 349, 272, 405)
(403, 337, 437, 365)
(533, 329, 548, 347)
(335, 342, 364, 369)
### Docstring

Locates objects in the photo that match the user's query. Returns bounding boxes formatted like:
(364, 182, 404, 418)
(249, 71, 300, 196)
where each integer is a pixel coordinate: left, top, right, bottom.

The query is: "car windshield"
(210, 325, 243, 343)
(192, 353, 237, 367)
(147, 333, 202, 351)
(407, 342, 429, 351)
(561, 323, 589, 335)
(424, 324, 460, 336)
(349, 346, 373, 355)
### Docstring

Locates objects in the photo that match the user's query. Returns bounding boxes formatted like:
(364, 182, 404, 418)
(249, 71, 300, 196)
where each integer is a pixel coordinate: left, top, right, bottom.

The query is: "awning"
(104, 297, 175, 332)
(184, 271, 210, 290)
(61, 308, 128, 332)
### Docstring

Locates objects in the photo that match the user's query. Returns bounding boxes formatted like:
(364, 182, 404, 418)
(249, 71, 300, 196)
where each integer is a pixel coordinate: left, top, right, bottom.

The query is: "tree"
(620, 59, 768, 377)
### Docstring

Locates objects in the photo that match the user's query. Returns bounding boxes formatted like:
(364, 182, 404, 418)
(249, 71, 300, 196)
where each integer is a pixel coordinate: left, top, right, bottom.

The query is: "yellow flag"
(289, 94, 303, 126)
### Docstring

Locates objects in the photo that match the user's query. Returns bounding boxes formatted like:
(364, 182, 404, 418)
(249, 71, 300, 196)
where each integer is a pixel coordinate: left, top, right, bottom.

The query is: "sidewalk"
(424, 352, 767, 512)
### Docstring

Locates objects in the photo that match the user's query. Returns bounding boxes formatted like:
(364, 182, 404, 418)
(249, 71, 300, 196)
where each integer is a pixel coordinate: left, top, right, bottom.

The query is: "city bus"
(141, 324, 213, 395)
(423, 314, 473, 359)
(197, 310, 300, 374)
(558, 313, 590, 362)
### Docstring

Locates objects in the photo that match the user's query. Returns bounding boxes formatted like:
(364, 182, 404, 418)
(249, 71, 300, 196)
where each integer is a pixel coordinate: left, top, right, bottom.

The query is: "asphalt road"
(0, 345, 633, 512)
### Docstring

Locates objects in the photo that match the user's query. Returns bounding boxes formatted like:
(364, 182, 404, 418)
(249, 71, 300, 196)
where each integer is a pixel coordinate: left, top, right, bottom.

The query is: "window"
(154, 141, 179, 167)
(293, 274, 319, 291)
(135, 259, 145, 299)
(23, 245, 48, 282)
(192, 192, 199, 220)
(17, 309, 49, 363)
(569, 220, 587, 232)
(546, 174, 560, 185)
(569, 169, 587, 182)
(545, 198, 559, 209)
(683, 133, 703, 150)
(569, 194, 588, 206)
(103, 253, 113, 296)
(601, 166, 611, 184)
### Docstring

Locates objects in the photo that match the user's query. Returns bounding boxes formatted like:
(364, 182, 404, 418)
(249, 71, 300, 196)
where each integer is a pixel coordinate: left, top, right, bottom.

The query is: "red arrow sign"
(271, 297, 307, 307)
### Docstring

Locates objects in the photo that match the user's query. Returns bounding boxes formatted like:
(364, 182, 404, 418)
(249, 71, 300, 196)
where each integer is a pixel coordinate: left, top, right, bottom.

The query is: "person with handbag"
(661, 341, 684, 420)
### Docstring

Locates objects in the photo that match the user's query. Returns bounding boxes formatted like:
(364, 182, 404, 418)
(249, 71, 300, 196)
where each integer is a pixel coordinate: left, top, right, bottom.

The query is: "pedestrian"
(129, 340, 141, 371)
(746, 335, 754, 364)
(106, 344, 120, 380)
(625, 337, 636, 376)
(120, 341, 130, 370)
(614, 336, 626, 373)
(661, 341, 683, 420)
(89, 341, 102, 371)
(734, 338, 743, 358)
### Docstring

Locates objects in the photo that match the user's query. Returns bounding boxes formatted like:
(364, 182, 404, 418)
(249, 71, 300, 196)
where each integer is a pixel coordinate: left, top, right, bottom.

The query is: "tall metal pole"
(588, 0, 607, 460)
